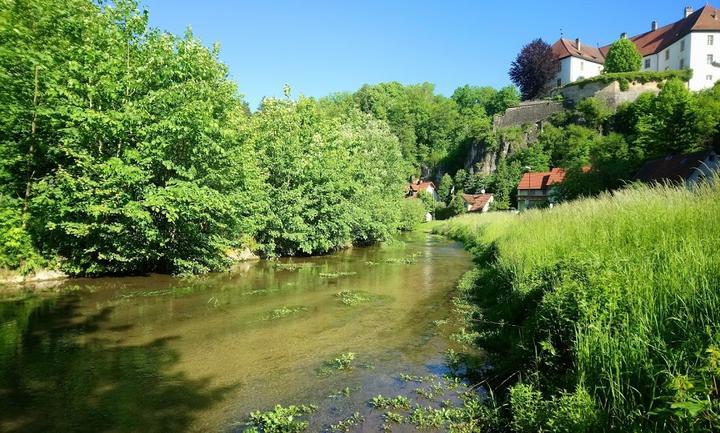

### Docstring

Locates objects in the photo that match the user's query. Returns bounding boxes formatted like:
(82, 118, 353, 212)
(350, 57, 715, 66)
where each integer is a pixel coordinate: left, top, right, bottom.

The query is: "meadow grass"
(434, 181, 720, 432)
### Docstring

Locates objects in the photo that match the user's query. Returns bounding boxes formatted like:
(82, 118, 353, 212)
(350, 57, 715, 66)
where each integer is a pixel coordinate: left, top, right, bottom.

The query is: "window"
(557, 78, 562, 87)
(709, 54, 715, 65)
(665, 50, 670, 60)
(680, 39, 685, 51)
(580, 61, 584, 71)
(680, 58, 685, 69)
(645, 58, 651, 68)
(709, 35, 715, 46)
(708, 75, 714, 81)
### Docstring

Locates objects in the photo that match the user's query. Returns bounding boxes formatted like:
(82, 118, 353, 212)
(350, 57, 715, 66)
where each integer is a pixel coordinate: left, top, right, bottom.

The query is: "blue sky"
(141, 0, 698, 109)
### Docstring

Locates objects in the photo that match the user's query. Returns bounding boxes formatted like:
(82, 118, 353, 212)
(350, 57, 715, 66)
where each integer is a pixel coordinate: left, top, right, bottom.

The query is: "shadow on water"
(0, 293, 237, 433)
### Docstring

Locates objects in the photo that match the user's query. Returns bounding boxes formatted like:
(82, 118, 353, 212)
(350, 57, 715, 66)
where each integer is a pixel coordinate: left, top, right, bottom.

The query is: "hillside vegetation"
(0, 0, 524, 276)
(435, 181, 720, 432)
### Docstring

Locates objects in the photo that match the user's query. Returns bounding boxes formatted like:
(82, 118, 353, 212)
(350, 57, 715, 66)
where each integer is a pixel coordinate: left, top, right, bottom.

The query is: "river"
(0, 232, 473, 433)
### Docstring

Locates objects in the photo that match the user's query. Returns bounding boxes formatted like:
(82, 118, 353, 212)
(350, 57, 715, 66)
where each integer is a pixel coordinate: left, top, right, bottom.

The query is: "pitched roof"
(635, 150, 717, 183)
(552, 38, 605, 64)
(407, 180, 436, 197)
(601, 5, 720, 57)
(461, 193, 493, 212)
(518, 168, 567, 190)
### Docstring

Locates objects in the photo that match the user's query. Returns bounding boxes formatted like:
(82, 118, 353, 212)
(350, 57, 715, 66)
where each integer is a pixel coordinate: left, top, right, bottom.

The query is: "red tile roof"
(552, 38, 605, 64)
(518, 168, 567, 191)
(407, 180, 436, 197)
(601, 6, 720, 57)
(555, 6, 720, 64)
(635, 150, 717, 183)
(461, 193, 494, 212)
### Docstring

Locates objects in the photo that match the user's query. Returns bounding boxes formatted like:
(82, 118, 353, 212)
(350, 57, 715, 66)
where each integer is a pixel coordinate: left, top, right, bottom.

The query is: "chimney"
(684, 6, 693, 18)
(576, 38, 581, 50)
(651, 20, 658, 31)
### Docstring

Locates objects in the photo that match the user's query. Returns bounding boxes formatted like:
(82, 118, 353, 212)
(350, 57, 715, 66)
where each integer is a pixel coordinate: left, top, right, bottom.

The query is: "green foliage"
(435, 180, 720, 431)
(0, 195, 44, 273)
(248, 97, 408, 256)
(397, 199, 427, 231)
(438, 173, 454, 204)
(571, 69, 692, 88)
(2, 0, 264, 275)
(603, 38, 643, 73)
(575, 97, 612, 131)
(244, 404, 317, 433)
(369, 395, 411, 410)
(416, 190, 435, 213)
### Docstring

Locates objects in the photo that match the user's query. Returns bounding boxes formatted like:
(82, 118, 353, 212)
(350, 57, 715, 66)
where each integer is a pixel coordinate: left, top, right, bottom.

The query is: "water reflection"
(0, 233, 471, 432)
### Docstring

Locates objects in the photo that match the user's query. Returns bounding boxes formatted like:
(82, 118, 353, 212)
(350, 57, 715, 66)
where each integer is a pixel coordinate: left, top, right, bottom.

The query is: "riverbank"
(0, 232, 479, 433)
(433, 181, 720, 432)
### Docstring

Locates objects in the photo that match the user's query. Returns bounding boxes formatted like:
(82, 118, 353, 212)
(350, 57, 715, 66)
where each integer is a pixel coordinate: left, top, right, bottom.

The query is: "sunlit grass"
(435, 181, 720, 430)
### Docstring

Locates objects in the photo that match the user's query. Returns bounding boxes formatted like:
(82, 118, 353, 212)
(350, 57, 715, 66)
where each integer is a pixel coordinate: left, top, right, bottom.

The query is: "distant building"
(635, 149, 718, 186)
(551, 5, 720, 91)
(407, 180, 438, 201)
(516, 168, 567, 211)
(461, 192, 494, 213)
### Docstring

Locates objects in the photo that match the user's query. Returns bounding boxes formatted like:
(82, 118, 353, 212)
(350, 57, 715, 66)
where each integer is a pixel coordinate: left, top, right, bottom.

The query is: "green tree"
(438, 173, 454, 204)
(603, 38, 642, 73)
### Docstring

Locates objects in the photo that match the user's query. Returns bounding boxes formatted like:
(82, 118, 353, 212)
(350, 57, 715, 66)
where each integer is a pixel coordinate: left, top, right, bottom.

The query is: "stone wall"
(493, 100, 564, 129)
(560, 80, 662, 108)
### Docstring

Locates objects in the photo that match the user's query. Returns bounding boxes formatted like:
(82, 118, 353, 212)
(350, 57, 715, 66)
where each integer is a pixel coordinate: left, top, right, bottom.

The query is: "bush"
(397, 199, 427, 230)
(604, 38, 642, 73)
(570, 69, 692, 89)
(0, 195, 44, 273)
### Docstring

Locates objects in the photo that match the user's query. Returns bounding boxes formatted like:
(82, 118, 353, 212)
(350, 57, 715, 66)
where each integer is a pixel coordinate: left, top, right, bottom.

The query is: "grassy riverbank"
(435, 181, 720, 432)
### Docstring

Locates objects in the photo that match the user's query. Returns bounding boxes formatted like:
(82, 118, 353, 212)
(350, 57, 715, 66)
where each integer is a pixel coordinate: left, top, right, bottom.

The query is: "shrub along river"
(0, 232, 473, 433)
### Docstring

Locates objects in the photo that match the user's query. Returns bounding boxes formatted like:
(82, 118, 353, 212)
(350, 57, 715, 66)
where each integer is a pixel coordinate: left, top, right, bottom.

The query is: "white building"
(551, 38, 605, 87)
(551, 5, 720, 91)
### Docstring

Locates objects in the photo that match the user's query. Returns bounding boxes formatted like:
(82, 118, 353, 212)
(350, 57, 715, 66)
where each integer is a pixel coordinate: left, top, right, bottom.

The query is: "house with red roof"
(406, 180, 438, 201)
(461, 192, 494, 213)
(635, 149, 718, 186)
(516, 168, 567, 211)
(552, 5, 720, 91)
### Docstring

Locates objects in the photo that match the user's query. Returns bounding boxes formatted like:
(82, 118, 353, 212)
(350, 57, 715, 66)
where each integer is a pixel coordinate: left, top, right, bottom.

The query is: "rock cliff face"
(462, 100, 563, 175)
(464, 123, 543, 174)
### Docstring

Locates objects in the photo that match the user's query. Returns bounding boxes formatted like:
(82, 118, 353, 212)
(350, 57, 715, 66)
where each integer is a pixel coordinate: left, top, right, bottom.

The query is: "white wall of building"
(640, 32, 719, 91)
(555, 56, 603, 87)
(688, 31, 720, 91)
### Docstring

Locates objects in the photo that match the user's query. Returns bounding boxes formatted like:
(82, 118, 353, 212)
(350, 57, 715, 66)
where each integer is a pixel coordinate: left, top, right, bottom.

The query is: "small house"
(407, 180, 439, 201)
(516, 168, 567, 211)
(461, 192, 494, 213)
(635, 149, 718, 186)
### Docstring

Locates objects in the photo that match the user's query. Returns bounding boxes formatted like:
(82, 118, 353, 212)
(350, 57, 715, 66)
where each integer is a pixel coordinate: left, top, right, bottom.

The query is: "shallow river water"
(0, 232, 473, 433)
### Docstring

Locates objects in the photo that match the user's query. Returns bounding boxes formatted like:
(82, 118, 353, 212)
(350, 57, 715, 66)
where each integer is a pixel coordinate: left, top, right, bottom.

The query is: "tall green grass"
(435, 182, 720, 432)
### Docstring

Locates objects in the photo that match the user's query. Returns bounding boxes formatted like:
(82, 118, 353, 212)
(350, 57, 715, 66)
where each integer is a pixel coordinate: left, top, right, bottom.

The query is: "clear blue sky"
(141, 0, 700, 109)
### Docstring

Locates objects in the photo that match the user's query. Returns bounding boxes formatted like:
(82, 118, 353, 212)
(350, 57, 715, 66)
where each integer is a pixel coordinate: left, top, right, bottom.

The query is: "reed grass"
(435, 181, 720, 431)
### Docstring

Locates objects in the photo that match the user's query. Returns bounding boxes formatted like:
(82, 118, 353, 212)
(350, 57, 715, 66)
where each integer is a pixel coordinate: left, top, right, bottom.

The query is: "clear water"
(0, 232, 472, 433)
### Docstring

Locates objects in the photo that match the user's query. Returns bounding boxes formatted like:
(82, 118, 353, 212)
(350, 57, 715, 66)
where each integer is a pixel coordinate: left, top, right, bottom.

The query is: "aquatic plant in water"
(369, 395, 411, 410)
(319, 271, 357, 278)
(264, 306, 307, 320)
(329, 412, 364, 432)
(243, 404, 317, 433)
(334, 290, 375, 306)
